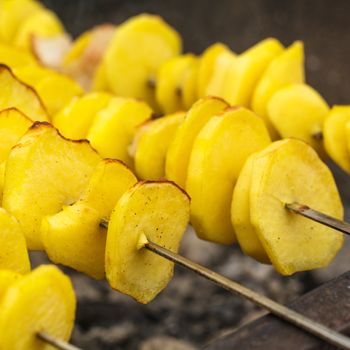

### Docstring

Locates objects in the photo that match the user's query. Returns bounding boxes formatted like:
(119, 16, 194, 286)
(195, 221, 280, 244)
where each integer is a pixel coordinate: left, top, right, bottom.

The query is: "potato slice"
(205, 49, 236, 98)
(0, 265, 76, 350)
(268, 83, 329, 154)
(197, 42, 230, 97)
(53, 92, 112, 139)
(14, 8, 65, 49)
(250, 139, 343, 275)
(0, 270, 22, 301)
(0, 65, 48, 121)
(0, 0, 43, 43)
(0, 208, 30, 274)
(104, 14, 182, 109)
(231, 154, 269, 263)
(42, 159, 137, 279)
(106, 181, 190, 304)
(251, 41, 305, 139)
(134, 112, 186, 180)
(223, 38, 284, 106)
(323, 106, 350, 173)
(166, 97, 229, 188)
(2, 122, 101, 250)
(87, 97, 153, 167)
(0, 108, 32, 163)
(186, 107, 271, 245)
(0, 43, 37, 68)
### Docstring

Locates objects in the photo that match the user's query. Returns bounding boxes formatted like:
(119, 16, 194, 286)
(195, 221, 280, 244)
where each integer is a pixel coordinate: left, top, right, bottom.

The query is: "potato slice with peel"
(42, 159, 137, 279)
(197, 42, 230, 97)
(205, 49, 236, 98)
(0, 43, 37, 68)
(268, 83, 329, 155)
(223, 38, 284, 106)
(0, 208, 30, 274)
(53, 92, 113, 139)
(231, 154, 269, 263)
(323, 106, 350, 173)
(0, 270, 22, 301)
(2, 122, 101, 250)
(250, 139, 343, 275)
(251, 41, 305, 139)
(134, 112, 186, 180)
(186, 107, 271, 245)
(0, 108, 32, 163)
(0, 265, 76, 350)
(104, 14, 182, 109)
(0, 65, 48, 121)
(87, 97, 153, 167)
(14, 9, 65, 49)
(166, 97, 229, 188)
(106, 181, 190, 304)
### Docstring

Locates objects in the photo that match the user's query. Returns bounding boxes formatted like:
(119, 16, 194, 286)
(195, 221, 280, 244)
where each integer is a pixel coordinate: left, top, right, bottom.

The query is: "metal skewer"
(37, 331, 82, 350)
(286, 202, 350, 235)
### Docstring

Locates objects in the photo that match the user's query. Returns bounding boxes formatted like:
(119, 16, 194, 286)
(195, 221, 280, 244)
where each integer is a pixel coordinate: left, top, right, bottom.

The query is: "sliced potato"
(223, 38, 284, 106)
(197, 42, 230, 97)
(0, 270, 22, 301)
(0, 65, 49, 121)
(250, 139, 343, 275)
(134, 112, 186, 180)
(0, 43, 37, 68)
(268, 83, 329, 154)
(323, 106, 350, 173)
(186, 107, 271, 245)
(104, 14, 182, 109)
(0, 108, 32, 163)
(42, 159, 137, 279)
(166, 97, 229, 188)
(106, 181, 190, 304)
(14, 8, 64, 49)
(87, 97, 153, 167)
(251, 41, 305, 138)
(2, 122, 101, 250)
(231, 154, 269, 263)
(0, 208, 30, 274)
(53, 92, 113, 139)
(0, 265, 76, 350)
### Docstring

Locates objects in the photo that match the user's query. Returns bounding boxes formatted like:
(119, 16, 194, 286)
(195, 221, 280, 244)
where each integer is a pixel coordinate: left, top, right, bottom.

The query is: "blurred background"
(33, 1, 350, 349)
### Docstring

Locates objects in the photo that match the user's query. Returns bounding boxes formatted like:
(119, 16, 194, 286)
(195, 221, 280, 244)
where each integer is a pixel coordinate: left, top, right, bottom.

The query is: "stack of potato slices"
(0, 1, 348, 346)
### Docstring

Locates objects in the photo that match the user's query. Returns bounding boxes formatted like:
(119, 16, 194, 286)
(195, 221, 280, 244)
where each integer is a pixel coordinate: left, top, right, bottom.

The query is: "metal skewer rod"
(144, 240, 350, 350)
(286, 202, 350, 236)
(37, 332, 83, 350)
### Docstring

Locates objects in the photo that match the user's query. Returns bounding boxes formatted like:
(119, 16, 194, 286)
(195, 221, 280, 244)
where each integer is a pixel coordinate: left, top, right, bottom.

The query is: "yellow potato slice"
(53, 92, 112, 139)
(63, 30, 93, 66)
(14, 9, 65, 49)
(0, 43, 37, 68)
(87, 97, 153, 167)
(268, 83, 329, 154)
(197, 42, 230, 97)
(42, 159, 137, 279)
(104, 14, 182, 109)
(323, 105, 350, 173)
(0, 108, 32, 163)
(250, 139, 343, 275)
(186, 107, 271, 245)
(2, 122, 101, 250)
(223, 38, 284, 106)
(231, 154, 269, 263)
(106, 181, 190, 304)
(0, 270, 22, 301)
(0, 265, 76, 350)
(251, 41, 305, 139)
(0, 65, 49, 121)
(0, 208, 30, 274)
(166, 97, 229, 188)
(156, 54, 198, 113)
(0, 0, 43, 43)
(134, 112, 186, 180)
(205, 49, 236, 98)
